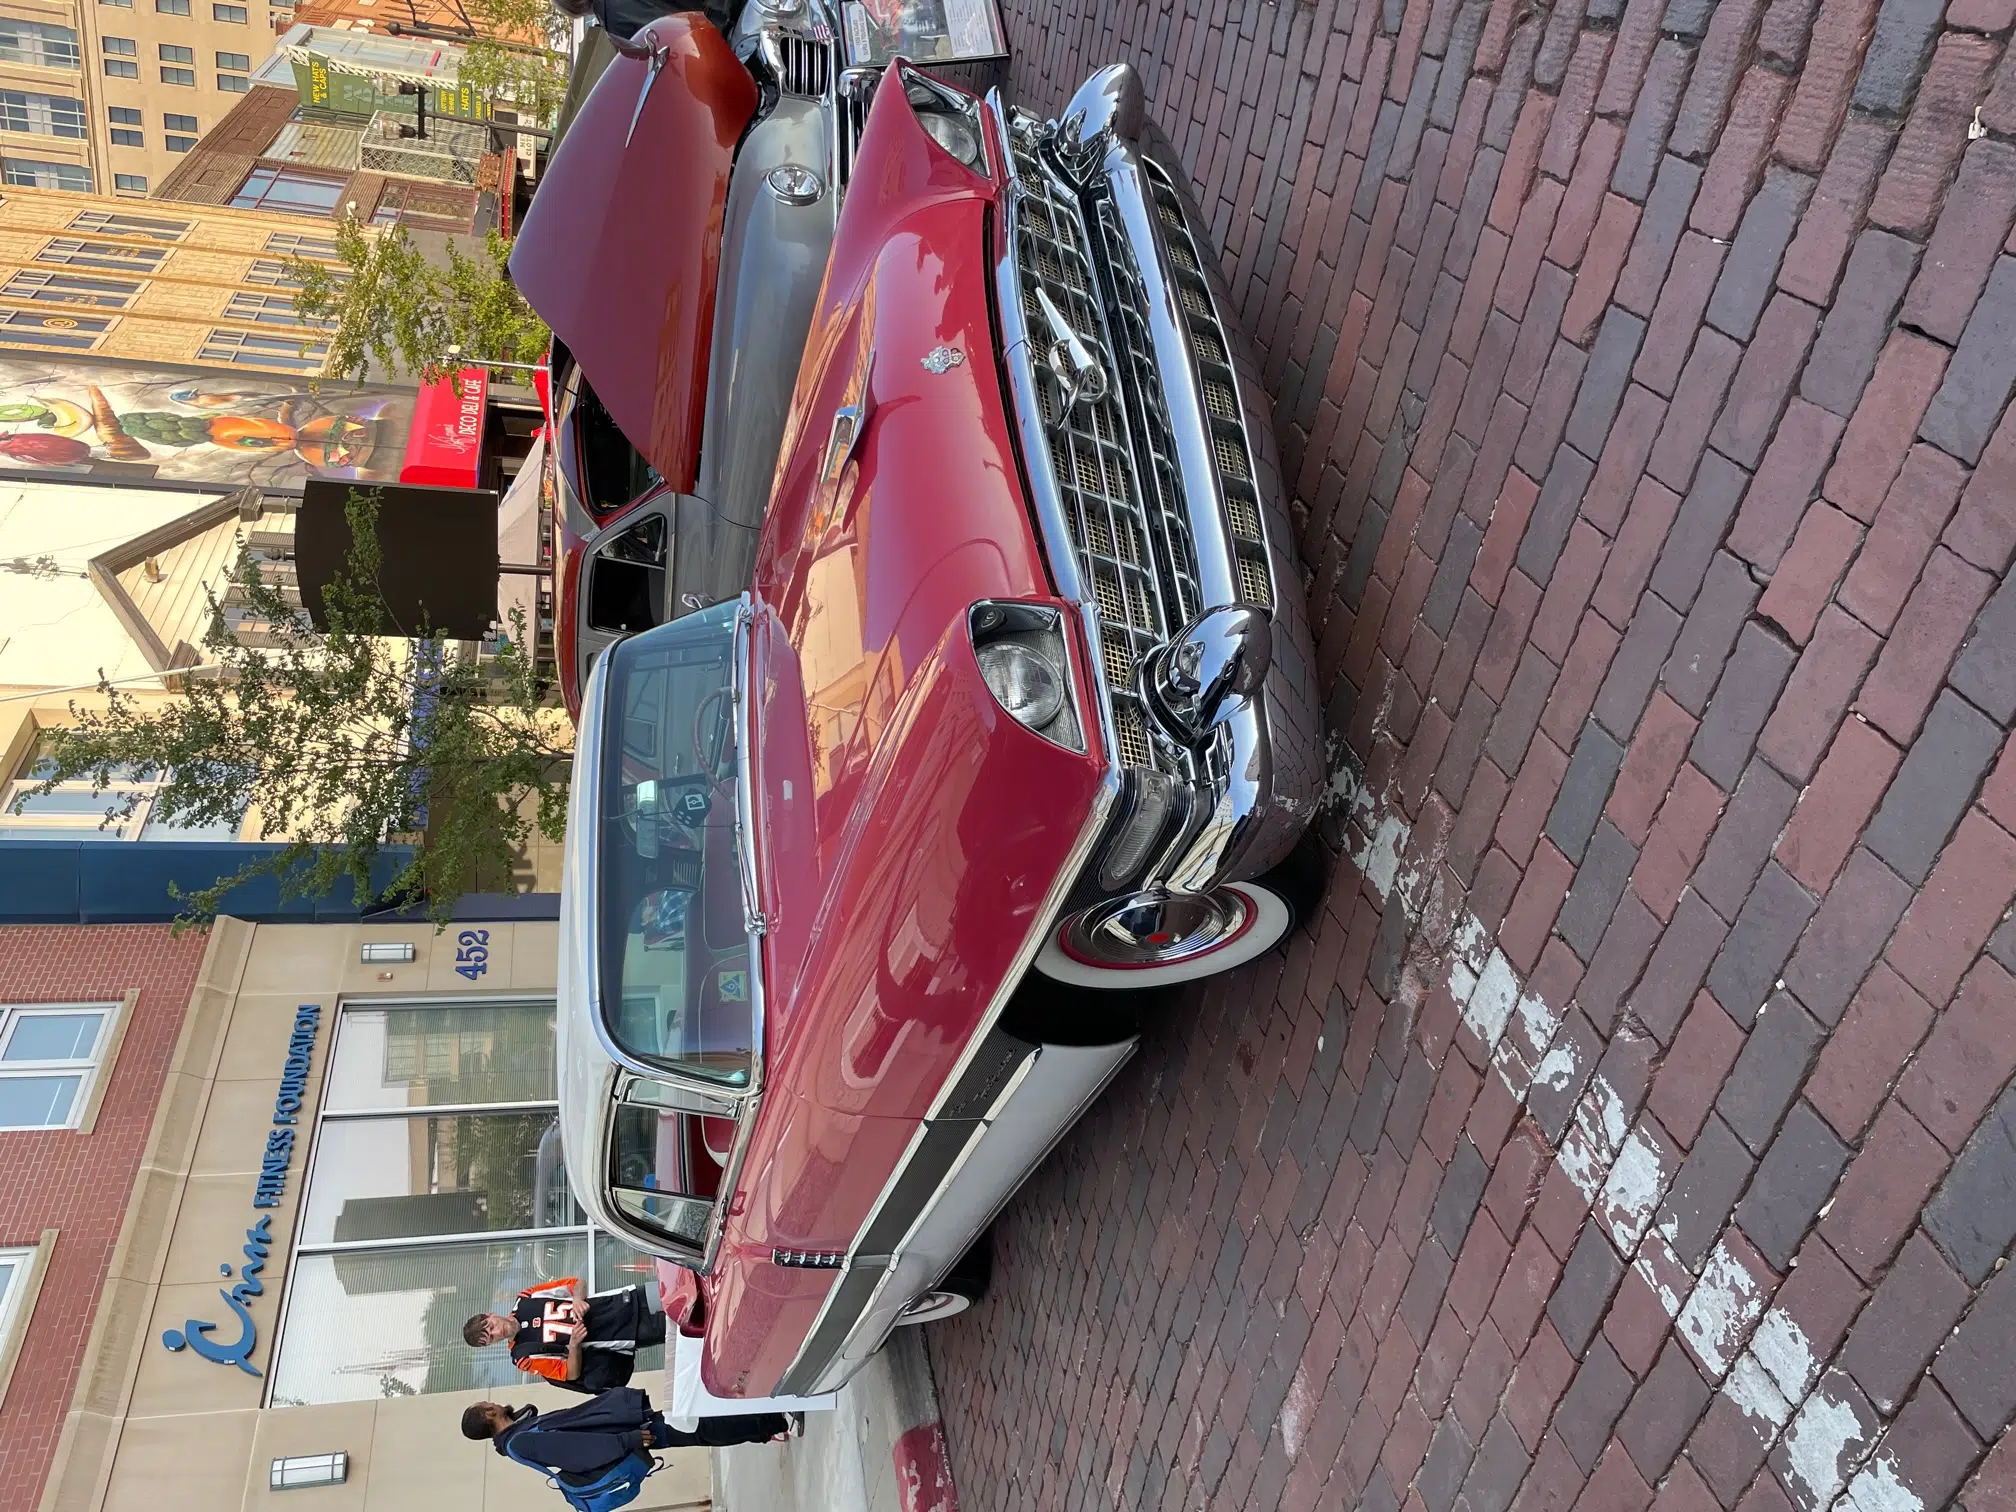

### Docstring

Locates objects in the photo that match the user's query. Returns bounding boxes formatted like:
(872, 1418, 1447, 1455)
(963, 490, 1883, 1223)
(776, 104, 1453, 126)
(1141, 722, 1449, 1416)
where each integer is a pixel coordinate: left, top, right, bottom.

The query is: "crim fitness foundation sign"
(160, 1004, 321, 1377)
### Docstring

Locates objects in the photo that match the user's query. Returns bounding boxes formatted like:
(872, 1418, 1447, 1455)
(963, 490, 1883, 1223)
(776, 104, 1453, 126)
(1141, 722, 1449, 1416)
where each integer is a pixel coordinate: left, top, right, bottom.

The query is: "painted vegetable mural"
(0, 359, 417, 485)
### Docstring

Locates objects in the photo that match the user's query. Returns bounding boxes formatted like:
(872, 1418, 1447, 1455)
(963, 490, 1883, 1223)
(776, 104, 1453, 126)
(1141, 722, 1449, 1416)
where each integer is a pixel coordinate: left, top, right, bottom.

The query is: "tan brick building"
(0, 0, 288, 200)
(0, 181, 348, 371)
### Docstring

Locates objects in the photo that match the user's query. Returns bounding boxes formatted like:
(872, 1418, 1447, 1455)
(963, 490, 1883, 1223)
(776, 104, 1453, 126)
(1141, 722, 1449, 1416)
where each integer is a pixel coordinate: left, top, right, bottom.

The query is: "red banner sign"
(399, 367, 488, 488)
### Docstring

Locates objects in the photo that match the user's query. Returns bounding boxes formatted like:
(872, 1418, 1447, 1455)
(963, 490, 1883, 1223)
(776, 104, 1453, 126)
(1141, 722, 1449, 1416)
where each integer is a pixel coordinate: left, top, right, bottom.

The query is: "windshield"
(597, 600, 755, 1086)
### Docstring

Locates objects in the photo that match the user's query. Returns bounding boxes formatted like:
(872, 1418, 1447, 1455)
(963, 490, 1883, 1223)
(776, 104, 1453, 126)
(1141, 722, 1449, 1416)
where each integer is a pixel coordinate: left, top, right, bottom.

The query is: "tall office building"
(0, 0, 287, 200)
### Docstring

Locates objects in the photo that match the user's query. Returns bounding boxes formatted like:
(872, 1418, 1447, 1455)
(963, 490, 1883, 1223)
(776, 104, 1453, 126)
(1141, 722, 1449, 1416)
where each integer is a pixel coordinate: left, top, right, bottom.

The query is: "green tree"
(16, 489, 572, 930)
(288, 215, 549, 386)
(455, 0, 574, 127)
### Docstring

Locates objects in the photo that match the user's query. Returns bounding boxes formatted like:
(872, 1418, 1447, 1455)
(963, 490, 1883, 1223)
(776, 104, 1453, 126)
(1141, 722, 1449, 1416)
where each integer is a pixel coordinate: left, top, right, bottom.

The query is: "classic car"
(512, 6, 874, 714)
(553, 54, 1326, 1399)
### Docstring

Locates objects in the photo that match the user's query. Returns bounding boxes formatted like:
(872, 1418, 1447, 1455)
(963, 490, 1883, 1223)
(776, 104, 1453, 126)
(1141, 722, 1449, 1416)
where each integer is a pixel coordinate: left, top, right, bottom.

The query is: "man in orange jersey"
(464, 1277, 666, 1394)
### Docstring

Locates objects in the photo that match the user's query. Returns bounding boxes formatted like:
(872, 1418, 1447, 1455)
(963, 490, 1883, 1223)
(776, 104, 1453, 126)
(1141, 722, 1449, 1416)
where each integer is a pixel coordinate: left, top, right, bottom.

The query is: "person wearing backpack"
(464, 1385, 797, 1508)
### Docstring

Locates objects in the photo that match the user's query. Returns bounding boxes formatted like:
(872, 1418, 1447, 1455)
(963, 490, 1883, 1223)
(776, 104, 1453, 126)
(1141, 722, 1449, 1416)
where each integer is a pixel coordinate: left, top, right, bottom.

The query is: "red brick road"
(926, 1, 2016, 1509)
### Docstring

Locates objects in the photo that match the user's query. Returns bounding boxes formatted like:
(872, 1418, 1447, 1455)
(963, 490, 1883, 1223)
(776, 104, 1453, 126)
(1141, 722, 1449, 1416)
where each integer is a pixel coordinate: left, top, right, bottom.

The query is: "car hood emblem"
(921, 345, 965, 374)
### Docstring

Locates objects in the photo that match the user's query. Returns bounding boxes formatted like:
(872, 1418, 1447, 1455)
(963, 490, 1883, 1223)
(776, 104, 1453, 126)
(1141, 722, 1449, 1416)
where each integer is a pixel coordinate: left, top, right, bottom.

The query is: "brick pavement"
(925, 1, 2016, 1509)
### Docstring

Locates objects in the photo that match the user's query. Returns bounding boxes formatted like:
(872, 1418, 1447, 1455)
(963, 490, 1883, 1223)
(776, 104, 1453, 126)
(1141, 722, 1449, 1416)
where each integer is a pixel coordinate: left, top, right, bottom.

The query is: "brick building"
(0, 918, 709, 1512)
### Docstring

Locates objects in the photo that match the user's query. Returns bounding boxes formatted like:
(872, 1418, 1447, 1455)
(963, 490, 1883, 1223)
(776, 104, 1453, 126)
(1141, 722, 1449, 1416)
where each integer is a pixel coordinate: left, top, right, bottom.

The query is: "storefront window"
(270, 998, 664, 1405)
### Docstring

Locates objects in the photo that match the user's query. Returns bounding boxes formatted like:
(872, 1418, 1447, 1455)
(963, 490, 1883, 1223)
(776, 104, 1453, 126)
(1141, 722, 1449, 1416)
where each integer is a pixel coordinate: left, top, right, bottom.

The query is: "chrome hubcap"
(899, 1290, 968, 1323)
(1059, 889, 1252, 969)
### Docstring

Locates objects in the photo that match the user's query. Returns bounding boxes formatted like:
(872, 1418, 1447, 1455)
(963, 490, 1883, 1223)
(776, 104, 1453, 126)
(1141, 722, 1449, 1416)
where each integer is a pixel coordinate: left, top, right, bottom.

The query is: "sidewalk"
(714, 1328, 960, 1512)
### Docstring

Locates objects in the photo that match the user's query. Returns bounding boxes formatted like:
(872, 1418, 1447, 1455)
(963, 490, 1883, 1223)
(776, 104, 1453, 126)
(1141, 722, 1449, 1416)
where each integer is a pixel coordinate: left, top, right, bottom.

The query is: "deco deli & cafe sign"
(160, 1004, 321, 1377)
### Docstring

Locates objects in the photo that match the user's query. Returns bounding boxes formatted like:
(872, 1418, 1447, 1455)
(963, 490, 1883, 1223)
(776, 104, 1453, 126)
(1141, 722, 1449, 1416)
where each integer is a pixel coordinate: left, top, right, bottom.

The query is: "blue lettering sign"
(162, 1004, 320, 1374)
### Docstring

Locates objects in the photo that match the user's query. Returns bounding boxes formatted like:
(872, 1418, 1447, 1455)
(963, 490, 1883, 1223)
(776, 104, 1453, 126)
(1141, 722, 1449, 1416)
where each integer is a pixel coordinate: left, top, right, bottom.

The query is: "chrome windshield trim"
(731, 592, 767, 1098)
(577, 605, 767, 1101)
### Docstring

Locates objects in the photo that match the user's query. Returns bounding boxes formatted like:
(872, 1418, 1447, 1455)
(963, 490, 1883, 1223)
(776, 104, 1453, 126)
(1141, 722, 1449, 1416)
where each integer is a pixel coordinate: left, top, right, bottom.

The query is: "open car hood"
(509, 15, 756, 492)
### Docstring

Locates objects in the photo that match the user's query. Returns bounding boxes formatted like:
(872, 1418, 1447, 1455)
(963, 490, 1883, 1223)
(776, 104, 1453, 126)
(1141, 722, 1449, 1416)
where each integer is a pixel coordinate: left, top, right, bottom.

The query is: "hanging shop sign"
(400, 367, 489, 489)
(159, 1004, 321, 1377)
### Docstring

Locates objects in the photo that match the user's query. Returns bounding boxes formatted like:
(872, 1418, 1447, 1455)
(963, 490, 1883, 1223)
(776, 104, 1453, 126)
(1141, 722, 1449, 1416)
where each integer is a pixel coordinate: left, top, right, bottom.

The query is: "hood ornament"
(921, 345, 965, 374)
(1030, 286, 1108, 408)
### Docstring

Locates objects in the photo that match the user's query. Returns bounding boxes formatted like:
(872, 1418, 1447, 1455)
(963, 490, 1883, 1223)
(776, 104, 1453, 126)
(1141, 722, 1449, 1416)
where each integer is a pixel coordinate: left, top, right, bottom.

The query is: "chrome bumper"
(987, 72, 1322, 896)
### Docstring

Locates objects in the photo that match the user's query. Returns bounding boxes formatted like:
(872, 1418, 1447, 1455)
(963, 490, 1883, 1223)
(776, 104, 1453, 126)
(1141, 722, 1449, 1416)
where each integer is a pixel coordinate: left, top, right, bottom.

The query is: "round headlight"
(977, 642, 1065, 729)
(918, 109, 983, 170)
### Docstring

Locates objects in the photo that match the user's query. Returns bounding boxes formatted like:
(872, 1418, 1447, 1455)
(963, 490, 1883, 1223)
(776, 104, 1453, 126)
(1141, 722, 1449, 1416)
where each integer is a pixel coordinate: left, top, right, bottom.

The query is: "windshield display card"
(841, 0, 1009, 66)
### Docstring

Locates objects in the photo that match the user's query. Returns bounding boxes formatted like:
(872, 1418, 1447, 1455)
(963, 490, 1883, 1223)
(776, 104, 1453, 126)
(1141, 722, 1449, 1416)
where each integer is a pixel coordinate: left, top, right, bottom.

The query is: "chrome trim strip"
(806, 1041, 1137, 1395)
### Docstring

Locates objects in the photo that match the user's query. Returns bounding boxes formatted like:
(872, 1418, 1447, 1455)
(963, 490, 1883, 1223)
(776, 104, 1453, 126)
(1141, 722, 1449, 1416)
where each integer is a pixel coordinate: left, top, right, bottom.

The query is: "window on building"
(101, 0, 135, 7)
(102, 38, 138, 78)
(68, 209, 187, 240)
(163, 113, 196, 132)
(113, 173, 145, 192)
(159, 66, 194, 85)
(1, 733, 238, 835)
(0, 92, 87, 139)
(199, 327, 327, 371)
(3, 160, 90, 192)
(37, 236, 162, 270)
(165, 134, 194, 152)
(0, 269, 140, 307)
(268, 999, 667, 1403)
(243, 256, 302, 286)
(102, 36, 136, 54)
(0, 1245, 43, 1360)
(223, 289, 320, 328)
(215, 50, 248, 70)
(0, 307, 109, 347)
(110, 129, 142, 146)
(0, 1003, 113, 1128)
(103, 58, 137, 77)
(214, 1, 248, 17)
(266, 230, 338, 260)
(218, 72, 248, 91)
(231, 164, 345, 216)
(158, 43, 193, 62)
(271, 1455, 349, 1491)
(108, 105, 140, 124)
(156, 0, 191, 12)
(0, 21, 81, 70)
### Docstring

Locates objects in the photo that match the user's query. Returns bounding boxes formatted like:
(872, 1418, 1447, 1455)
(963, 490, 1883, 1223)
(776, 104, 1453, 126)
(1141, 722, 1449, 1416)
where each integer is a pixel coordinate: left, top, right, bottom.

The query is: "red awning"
(399, 367, 489, 488)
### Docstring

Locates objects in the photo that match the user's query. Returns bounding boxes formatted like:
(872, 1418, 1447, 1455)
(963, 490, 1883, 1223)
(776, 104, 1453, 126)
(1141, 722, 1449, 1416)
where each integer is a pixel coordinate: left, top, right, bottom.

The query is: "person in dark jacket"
(462, 1386, 795, 1466)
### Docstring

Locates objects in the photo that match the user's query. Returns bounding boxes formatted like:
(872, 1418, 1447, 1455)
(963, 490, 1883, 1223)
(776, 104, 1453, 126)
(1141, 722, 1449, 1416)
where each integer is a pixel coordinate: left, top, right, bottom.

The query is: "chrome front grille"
(833, 76, 872, 191)
(774, 32, 829, 96)
(1008, 131, 1193, 779)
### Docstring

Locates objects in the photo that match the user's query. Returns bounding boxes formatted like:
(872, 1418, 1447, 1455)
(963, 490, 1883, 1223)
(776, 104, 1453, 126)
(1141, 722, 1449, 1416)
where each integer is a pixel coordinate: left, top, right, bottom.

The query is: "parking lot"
(927, 2, 2016, 1510)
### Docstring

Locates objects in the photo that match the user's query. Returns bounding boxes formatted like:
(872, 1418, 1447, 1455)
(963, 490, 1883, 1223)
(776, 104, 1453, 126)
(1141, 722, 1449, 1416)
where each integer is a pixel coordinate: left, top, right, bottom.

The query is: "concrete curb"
(713, 1330, 962, 1512)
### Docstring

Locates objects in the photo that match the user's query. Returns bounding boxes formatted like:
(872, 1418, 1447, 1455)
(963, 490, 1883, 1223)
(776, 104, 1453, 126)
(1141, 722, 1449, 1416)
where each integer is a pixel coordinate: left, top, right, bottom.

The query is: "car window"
(574, 370, 661, 517)
(597, 602, 755, 1088)
(587, 513, 668, 634)
(607, 1102, 715, 1251)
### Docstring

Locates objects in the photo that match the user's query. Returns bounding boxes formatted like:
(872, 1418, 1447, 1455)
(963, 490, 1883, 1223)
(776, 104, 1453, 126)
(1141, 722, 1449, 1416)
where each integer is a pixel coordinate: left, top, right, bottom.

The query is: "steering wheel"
(691, 685, 734, 775)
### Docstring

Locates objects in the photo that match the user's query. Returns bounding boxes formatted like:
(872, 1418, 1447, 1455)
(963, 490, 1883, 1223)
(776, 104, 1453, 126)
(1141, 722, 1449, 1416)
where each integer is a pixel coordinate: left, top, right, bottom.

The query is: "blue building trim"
(0, 841, 558, 925)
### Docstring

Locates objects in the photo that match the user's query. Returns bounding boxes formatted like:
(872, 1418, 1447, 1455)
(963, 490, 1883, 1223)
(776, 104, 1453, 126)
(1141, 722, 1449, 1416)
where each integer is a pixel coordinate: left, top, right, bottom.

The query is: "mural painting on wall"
(0, 358, 413, 486)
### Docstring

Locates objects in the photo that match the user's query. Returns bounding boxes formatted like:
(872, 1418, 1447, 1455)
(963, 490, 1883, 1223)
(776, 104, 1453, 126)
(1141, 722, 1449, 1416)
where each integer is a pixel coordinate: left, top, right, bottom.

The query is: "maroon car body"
(552, 49, 1325, 1398)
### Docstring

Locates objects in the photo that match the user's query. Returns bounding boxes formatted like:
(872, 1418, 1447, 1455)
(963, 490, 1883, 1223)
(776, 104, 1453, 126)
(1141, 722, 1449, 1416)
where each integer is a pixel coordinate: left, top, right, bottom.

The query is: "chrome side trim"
(809, 1040, 1137, 1393)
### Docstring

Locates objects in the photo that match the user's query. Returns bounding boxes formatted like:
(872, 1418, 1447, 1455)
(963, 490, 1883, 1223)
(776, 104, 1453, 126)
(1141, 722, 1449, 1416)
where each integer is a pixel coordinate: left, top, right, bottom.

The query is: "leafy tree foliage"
(16, 490, 571, 929)
(288, 215, 549, 386)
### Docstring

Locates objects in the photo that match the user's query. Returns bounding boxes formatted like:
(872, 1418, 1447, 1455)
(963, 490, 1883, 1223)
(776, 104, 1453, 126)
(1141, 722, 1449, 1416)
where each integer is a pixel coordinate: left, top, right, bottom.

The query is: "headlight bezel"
(969, 600, 1084, 751)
